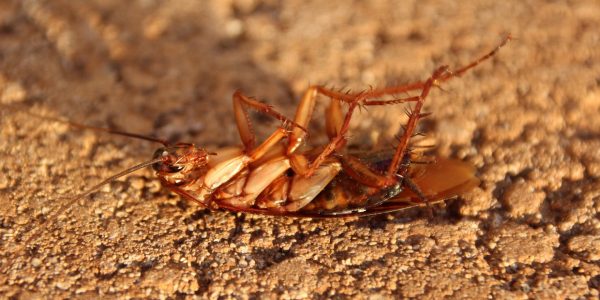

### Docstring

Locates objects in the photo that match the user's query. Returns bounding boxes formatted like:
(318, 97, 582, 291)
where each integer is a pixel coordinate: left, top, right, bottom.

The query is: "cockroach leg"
(290, 99, 361, 177)
(338, 154, 395, 188)
(385, 66, 449, 179)
(287, 87, 318, 153)
(285, 85, 347, 176)
(439, 34, 512, 80)
(160, 178, 209, 208)
(285, 83, 428, 178)
(384, 35, 512, 180)
(318, 35, 513, 102)
(296, 88, 433, 178)
(232, 90, 304, 152)
(402, 175, 429, 206)
(325, 98, 344, 140)
(248, 128, 288, 161)
(288, 85, 358, 153)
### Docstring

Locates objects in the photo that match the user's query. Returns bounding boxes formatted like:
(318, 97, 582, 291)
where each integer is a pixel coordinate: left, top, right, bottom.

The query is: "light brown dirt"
(1, 0, 600, 299)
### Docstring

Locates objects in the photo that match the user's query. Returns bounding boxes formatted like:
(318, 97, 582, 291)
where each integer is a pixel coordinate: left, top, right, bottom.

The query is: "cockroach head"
(152, 143, 210, 185)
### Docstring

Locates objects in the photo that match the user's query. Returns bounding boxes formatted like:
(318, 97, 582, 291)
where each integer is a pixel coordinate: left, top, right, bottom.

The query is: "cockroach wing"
(400, 157, 479, 202)
(363, 158, 480, 215)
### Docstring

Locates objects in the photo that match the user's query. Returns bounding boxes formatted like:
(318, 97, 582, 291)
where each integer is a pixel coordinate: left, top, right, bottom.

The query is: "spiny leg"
(287, 85, 419, 153)
(307, 62, 486, 205)
(385, 66, 450, 180)
(297, 69, 445, 200)
(286, 85, 349, 175)
(292, 96, 423, 178)
(287, 86, 347, 153)
(315, 35, 512, 102)
(309, 92, 424, 188)
(287, 86, 370, 153)
(383, 35, 511, 179)
(338, 154, 395, 188)
(288, 85, 422, 177)
(232, 90, 305, 152)
(356, 36, 511, 209)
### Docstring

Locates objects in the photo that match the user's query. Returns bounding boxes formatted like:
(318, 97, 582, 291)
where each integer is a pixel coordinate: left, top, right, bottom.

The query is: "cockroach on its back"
(14, 35, 511, 218)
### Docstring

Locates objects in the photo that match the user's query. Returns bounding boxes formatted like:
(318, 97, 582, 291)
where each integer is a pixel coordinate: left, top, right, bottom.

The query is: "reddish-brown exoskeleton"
(45, 35, 511, 218)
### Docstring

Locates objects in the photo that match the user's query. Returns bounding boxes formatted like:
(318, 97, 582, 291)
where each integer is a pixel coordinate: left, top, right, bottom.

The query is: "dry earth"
(1, 0, 600, 299)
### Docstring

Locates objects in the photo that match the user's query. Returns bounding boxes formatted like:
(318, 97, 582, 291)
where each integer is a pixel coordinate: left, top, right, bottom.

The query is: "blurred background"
(1, 0, 599, 298)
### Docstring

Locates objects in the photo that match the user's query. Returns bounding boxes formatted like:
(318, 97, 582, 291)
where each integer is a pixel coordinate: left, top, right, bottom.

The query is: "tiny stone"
(225, 19, 243, 37)
(31, 258, 42, 267)
(116, 211, 128, 218)
(1, 81, 27, 104)
(41, 207, 51, 215)
(0, 173, 10, 189)
(55, 281, 72, 290)
(130, 177, 145, 190)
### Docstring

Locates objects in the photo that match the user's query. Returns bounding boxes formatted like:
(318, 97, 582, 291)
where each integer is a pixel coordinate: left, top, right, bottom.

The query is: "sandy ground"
(1, 0, 599, 299)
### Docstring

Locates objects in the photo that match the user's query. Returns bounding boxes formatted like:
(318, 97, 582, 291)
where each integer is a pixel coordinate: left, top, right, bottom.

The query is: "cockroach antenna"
(31, 158, 164, 232)
(1, 102, 169, 145)
(70, 157, 164, 201)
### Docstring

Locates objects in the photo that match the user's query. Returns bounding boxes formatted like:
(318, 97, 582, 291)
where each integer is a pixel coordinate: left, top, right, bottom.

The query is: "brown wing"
(395, 157, 480, 203)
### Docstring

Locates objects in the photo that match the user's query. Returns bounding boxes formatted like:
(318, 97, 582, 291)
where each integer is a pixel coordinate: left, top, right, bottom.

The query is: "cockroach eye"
(152, 148, 170, 172)
(151, 148, 185, 173)
(153, 148, 168, 159)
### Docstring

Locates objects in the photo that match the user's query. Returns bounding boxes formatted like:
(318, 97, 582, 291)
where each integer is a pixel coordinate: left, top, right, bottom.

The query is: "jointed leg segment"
(233, 90, 305, 152)
(317, 35, 512, 102)
(287, 86, 424, 180)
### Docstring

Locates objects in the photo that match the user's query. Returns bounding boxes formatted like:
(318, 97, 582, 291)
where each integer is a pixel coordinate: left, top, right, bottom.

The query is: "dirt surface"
(1, 0, 599, 299)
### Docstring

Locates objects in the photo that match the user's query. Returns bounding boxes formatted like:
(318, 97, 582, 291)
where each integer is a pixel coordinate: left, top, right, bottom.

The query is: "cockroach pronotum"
(10, 35, 511, 219)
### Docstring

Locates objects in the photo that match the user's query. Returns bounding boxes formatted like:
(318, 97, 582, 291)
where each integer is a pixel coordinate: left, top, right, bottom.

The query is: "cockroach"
(12, 35, 511, 218)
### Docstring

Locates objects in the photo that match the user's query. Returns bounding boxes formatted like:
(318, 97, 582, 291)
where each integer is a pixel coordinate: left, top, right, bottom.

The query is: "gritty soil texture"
(1, 0, 600, 299)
